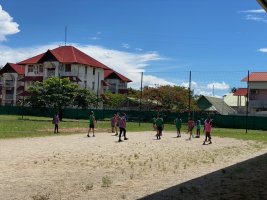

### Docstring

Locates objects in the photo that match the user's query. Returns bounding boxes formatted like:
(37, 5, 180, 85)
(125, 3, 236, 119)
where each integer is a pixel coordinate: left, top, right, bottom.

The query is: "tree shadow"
(139, 153, 267, 200)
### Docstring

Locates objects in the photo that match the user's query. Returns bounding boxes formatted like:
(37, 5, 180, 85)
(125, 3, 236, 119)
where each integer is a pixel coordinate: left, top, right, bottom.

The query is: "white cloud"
(207, 82, 230, 90)
(240, 9, 265, 13)
(135, 48, 143, 51)
(89, 36, 100, 40)
(121, 43, 130, 49)
(245, 14, 267, 23)
(0, 5, 20, 41)
(258, 48, 267, 53)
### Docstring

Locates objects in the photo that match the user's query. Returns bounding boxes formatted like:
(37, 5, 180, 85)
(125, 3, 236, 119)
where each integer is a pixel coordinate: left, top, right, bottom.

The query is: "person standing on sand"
(174, 116, 182, 138)
(87, 111, 96, 137)
(118, 113, 128, 142)
(195, 117, 201, 138)
(155, 115, 164, 140)
(111, 114, 117, 134)
(187, 117, 195, 140)
(152, 116, 157, 131)
(203, 118, 212, 145)
(52, 113, 60, 134)
(114, 112, 120, 136)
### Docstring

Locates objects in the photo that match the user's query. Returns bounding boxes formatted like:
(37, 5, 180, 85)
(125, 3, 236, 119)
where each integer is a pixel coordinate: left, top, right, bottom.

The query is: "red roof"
(242, 72, 267, 82)
(104, 69, 132, 82)
(0, 63, 25, 75)
(233, 88, 247, 96)
(18, 46, 110, 70)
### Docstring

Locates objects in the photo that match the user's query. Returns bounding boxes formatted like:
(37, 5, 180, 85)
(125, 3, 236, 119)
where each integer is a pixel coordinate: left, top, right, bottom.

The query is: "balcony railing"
(5, 94, 14, 100)
(249, 100, 267, 108)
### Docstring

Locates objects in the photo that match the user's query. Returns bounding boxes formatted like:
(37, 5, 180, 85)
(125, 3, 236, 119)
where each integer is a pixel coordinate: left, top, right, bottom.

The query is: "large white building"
(0, 46, 131, 106)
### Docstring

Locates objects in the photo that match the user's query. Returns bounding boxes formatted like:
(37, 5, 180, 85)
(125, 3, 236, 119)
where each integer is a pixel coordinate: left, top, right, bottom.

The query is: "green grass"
(0, 115, 267, 142)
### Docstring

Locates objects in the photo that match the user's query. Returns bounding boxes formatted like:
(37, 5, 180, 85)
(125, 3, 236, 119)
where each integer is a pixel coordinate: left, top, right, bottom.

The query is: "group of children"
(52, 111, 212, 145)
(87, 111, 128, 142)
(110, 113, 128, 142)
(173, 116, 213, 145)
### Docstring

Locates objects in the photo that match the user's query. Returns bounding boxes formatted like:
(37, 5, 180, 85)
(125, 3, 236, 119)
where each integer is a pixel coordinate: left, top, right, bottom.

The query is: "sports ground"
(1, 124, 267, 200)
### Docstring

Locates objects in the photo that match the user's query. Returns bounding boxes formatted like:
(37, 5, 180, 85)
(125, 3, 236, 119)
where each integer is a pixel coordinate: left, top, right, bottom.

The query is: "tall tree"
(26, 77, 96, 119)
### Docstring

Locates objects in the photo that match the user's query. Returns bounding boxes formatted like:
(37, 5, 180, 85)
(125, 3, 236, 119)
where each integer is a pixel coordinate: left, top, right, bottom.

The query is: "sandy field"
(0, 131, 267, 200)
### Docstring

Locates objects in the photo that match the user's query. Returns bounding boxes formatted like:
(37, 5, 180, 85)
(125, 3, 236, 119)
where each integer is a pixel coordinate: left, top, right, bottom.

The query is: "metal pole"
(246, 70, 249, 133)
(65, 26, 67, 46)
(139, 72, 143, 127)
(188, 71, 191, 118)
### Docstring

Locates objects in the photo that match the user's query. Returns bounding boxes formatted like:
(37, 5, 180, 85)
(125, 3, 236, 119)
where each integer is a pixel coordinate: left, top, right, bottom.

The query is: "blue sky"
(1, 0, 267, 97)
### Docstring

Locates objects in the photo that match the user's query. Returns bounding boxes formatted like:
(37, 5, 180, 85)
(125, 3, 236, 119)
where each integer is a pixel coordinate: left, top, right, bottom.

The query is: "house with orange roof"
(242, 72, 267, 113)
(0, 45, 131, 106)
(104, 69, 132, 94)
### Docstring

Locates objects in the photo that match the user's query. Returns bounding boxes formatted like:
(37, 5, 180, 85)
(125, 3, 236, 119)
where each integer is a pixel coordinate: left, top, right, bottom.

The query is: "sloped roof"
(104, 69, 132, 82)
(242, 72, 267, 82)
(233, 88, 247, 96)
(18, 46, 110, 70)
(0, 63, 25, 75)
(197, 95, 236, 115)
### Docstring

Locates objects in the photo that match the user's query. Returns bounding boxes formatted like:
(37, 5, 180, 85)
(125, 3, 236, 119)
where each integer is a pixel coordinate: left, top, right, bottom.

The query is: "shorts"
(89, 124, 94, 129)
(188, 127, 194, 132)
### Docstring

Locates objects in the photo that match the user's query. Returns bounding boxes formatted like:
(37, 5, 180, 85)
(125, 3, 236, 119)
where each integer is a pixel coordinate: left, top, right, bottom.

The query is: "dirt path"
(0, 131, 266, 200)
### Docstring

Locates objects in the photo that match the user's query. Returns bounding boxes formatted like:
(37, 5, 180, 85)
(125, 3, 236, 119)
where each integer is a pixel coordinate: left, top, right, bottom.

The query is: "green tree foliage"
(142, 85, 198, 112)
(103, 92, 127, 108)
(74, 88, 97, 108)
(27, 77, 96, 110)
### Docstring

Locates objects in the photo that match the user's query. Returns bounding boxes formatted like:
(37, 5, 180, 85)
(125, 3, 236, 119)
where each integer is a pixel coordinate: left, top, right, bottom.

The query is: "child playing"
(187, 118, 195, 140)
(203, 118, 212, 145)
(118, 113, 128, 142)
(87, 111, 96, 137)
(174, 116, 182, 137)
(111, 114, 117, 134)
(155, 115, 164, 140)
(52, 113, 59, 133)
(152, 117, 157, 131)
(195, 118, 201, 138)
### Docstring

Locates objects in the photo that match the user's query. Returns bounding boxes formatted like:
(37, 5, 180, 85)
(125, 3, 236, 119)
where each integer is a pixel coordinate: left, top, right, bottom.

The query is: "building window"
(92, 81, 95, 90)
(28, 65, 34, 73)
(93, 68, 95, 75)
(85, 66, 87, 74)
(84, 81, 87, 88)
(251, 89, 259, 95)
(38, 65, 43, 73)
(65, 64, 71, 72)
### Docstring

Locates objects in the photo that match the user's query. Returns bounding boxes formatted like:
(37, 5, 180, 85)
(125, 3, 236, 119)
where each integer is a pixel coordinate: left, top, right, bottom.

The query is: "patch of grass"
(1, 115, 267, 143)
(32, 193, 50, 200)
(212, 128, 267, 143)
(101, 175, 112, 187)
(85, 183, 94, 190)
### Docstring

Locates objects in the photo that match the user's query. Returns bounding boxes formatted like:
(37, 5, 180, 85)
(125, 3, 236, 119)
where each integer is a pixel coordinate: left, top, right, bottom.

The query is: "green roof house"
(197, 95, 237, 115)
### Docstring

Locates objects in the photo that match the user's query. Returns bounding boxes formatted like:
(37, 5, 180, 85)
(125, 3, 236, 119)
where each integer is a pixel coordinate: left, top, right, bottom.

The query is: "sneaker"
(118, 139, 122, 142)
(209, 141, 212, 144)
(202, 143, 206, 145)
(87, 135, 90, 137)
(93, 135, 95, 137)
(124, 138, 128, 140)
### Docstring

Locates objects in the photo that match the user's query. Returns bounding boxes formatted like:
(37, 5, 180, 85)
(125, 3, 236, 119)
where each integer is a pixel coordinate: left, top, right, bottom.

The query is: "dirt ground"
(0, 131, 266, 200)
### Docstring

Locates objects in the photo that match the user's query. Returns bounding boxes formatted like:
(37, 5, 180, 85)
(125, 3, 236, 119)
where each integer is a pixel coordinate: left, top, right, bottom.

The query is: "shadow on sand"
(140, 153, 267, 200)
